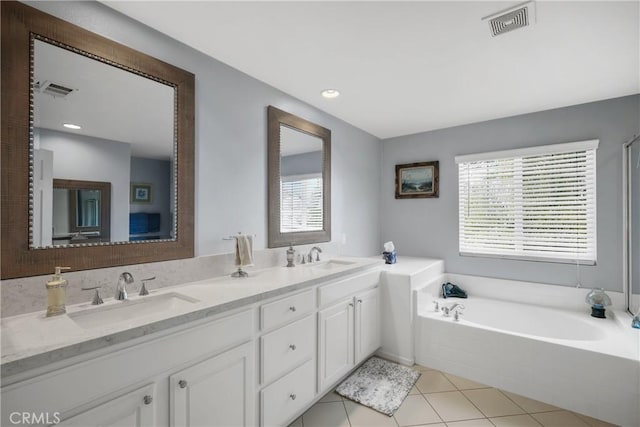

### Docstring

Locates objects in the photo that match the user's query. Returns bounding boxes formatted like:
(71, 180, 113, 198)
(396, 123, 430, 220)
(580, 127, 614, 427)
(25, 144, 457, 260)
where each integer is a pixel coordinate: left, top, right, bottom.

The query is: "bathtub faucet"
(442, 303, 465, 317)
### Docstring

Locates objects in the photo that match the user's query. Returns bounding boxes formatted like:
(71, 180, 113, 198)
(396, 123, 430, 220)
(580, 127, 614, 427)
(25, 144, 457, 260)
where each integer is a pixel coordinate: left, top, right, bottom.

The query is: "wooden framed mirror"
(267, 106, 331, 248)
(1, 1, 194, 279)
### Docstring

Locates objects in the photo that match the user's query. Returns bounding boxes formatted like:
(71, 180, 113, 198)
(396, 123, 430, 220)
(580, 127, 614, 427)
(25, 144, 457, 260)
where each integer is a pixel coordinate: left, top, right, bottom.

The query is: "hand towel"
(234, 234, 254, 267)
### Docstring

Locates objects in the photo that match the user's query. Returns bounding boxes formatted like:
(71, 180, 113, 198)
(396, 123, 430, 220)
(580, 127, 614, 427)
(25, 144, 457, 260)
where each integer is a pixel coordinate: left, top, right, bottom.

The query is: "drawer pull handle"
(143, 395, 153, 405)
(289, 306, 296, 312)
(358, 299, 363, 304)
(290, 393, 297, 400)
(289, 344, 297, 351)
(178, 380, 188, 389)
(349, 303, 354, 307)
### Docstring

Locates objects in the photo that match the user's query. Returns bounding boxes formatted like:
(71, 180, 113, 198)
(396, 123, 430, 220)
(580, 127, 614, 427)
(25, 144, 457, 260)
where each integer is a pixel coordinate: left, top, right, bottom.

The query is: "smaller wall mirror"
(268, 106, 331, 248)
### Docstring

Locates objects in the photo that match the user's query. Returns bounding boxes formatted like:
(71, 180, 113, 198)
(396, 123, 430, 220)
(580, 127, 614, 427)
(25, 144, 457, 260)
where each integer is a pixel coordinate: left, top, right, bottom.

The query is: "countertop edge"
(1, 258, 382, 380)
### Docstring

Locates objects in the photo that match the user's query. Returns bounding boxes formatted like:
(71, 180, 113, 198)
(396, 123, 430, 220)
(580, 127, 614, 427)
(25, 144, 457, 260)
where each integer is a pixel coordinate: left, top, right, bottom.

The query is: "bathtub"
(414, 274, 640, 427)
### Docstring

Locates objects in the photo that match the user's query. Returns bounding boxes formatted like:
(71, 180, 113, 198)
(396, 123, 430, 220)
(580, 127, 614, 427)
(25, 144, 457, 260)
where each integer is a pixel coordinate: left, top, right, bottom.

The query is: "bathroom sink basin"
(68, 292, 200, 329)
(304, 260, 355, 271)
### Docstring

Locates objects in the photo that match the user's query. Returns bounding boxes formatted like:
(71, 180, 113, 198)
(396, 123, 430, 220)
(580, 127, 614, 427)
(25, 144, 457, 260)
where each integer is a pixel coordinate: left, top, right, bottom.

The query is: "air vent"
(483, 1, 536, 37)
(34, 80, 77, 98)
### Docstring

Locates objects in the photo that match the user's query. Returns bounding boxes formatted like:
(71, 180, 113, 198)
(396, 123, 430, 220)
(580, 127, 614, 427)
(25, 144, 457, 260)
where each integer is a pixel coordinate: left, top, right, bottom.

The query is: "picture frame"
(130, 183, 153, 204)
(395, 161, 439, 199)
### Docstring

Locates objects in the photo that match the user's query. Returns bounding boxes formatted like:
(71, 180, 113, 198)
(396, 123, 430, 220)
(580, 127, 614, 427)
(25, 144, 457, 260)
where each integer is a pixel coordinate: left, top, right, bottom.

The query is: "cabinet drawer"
(261, 314, 315, 385)
(261, 359, 315, 427)
(318, 270, 380, 307)
(260, 288, 314, 331)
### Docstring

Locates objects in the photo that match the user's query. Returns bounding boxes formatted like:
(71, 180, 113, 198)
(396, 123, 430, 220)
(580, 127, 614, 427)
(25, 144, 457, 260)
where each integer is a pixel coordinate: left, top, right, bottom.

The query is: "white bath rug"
(335, 356, 420, 416)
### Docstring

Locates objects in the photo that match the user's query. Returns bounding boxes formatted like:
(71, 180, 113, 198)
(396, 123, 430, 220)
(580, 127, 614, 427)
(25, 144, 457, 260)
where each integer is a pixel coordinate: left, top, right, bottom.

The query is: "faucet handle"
(454, 307, 464, 321)
(139, 276, 156, 296)
(81, 286, 103, 305)
(432, 300, 440, 312)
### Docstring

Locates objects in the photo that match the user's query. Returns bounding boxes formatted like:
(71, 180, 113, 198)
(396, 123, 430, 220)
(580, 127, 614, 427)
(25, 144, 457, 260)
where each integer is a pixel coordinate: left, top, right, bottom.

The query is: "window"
(280, 174, 323, 233)
(456, 140, 598, 264)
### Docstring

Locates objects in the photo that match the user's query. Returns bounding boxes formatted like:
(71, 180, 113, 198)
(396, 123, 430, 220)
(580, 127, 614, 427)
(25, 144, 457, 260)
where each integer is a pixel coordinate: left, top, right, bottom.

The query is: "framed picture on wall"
(130, 183, 153, 204)
(395, 161, 439, 199)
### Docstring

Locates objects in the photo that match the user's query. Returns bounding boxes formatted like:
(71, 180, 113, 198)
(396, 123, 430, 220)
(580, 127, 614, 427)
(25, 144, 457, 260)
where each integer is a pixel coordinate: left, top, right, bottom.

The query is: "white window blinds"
(456, 140, 598, 264)
(280, 174, 323, 233)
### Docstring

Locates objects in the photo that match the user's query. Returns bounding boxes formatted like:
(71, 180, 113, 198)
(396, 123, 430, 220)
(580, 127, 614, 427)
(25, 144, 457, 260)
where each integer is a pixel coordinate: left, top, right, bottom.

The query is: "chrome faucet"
(307, 246, 322, 263)
(116, 272, 134, 301)
(442, 303, 465, 317)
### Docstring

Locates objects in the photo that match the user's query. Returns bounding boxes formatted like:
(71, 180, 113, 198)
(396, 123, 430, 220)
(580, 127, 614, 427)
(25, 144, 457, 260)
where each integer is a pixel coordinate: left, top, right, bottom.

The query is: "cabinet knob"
(290, 393, 297, 400)
(357, 299, 363, 304)
(178, 380, 188, 389)
(289, 344, 297, 351)
(289, 306, 296, 312)
(143, 395, 153, 405)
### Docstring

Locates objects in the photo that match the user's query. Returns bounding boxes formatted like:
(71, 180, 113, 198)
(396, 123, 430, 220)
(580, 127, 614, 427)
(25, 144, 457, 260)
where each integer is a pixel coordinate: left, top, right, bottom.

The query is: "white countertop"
(1, 257, 383, 379)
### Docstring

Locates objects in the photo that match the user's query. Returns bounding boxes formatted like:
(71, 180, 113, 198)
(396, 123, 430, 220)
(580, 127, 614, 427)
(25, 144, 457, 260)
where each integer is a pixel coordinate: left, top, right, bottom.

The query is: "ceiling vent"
(34, 80, 77, 98)
(483, 1, 536, 37)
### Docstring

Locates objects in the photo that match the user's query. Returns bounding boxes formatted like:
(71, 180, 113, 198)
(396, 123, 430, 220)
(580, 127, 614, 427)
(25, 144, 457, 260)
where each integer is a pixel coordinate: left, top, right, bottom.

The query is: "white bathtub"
(414, 274, 640, 427)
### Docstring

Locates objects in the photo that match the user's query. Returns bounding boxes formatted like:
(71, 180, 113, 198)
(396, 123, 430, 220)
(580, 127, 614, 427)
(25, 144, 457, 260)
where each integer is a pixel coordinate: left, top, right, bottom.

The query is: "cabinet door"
(57, 383, 156, 427)
(318, 299, 354, 392)
(355, 287, 381, 363)
(170, 341, 255, 427)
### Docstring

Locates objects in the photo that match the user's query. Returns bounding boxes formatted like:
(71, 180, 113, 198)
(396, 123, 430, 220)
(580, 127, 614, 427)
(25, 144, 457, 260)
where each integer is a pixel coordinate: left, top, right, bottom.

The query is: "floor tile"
(415, 370, 457, 393)
(393, 395, 442, 426)
(318, 390, 344, 403)
(343, 401, 397, 427)
(463, 389, 525, 418)
(489, 414, 543, 427)
(302, 401, 350, 427)
(443, 373, 488, 390)
(531, 411, 590, 427)
(572, 413, 617, 427)
(408, 424, 446, 427)
(424, 391, 484, 422)
(500, 391, 559, 413)
(287, 416, 303, 427)
(446, 419, 494, 426)
(408, 385, 420, 395)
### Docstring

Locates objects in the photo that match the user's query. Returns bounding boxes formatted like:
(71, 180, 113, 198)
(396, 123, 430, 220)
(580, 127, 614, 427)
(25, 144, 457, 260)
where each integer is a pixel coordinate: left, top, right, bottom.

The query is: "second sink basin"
(68, 292, 200, 329)
(304, 259, 355, 271)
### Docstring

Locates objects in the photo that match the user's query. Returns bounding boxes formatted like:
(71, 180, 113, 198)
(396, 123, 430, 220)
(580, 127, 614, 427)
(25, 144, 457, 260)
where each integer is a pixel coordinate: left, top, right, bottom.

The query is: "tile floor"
(289, 365, 617, 427)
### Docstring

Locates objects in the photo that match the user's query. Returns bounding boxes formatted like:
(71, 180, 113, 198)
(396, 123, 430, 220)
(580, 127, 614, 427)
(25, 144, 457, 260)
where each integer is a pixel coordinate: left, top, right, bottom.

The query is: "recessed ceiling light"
(63, 123, 82, 130)
(321, 89, 340, 99)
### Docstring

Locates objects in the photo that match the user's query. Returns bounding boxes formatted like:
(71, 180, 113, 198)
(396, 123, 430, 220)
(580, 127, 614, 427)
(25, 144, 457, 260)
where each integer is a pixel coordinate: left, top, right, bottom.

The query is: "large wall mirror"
(267, 106, 331, 247)
(1, 2, 194, 279)
(624, 136, 640, 316)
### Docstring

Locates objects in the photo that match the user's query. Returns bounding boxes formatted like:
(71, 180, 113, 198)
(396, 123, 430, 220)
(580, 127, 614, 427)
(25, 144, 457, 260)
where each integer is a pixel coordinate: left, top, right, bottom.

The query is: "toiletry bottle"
(632, 310, 640, 329)
(286, 244, 296, 267)
(46, 266, 71, 317)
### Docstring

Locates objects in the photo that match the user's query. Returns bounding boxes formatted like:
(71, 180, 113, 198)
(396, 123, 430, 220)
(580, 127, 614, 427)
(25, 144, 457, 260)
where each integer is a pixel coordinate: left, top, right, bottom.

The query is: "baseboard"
(375, 349, 414, 366)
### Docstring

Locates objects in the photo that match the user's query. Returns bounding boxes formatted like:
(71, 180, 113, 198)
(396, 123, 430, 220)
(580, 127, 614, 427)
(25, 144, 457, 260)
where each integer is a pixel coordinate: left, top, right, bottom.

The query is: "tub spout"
(442, 303, 465, 317)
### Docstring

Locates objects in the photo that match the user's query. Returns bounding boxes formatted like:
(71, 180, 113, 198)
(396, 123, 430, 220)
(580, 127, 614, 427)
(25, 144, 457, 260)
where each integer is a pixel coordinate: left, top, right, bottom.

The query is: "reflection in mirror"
(626, 138, 640, 315)
(49, 179, 111, 245)
(31, 38, 175, 248)
(280, 125, 324, 233)
(268, 106, 331, 248)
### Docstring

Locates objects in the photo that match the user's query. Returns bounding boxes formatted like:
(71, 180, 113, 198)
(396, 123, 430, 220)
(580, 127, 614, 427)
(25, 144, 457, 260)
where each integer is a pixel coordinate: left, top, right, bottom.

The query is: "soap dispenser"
(46, 266, 71, 317)
(286, 244, 296, 267)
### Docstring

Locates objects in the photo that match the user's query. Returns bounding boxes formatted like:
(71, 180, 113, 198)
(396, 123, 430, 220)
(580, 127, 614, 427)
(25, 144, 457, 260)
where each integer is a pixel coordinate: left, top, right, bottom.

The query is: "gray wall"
(27, 1, 382, 259)
(38, 128, 131, 241)
(381, 95, 640, 292)
(281, 151, 323, 177)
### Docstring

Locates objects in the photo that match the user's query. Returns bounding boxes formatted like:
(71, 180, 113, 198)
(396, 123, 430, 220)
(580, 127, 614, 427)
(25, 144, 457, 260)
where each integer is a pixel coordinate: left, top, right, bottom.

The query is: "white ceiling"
(34, 39, 174, 159)
(103, 1, 640, 139)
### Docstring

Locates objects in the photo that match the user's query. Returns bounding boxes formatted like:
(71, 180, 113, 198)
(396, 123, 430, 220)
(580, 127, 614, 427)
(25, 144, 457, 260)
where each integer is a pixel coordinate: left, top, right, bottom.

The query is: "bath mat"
(335, 356, 420, 416)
